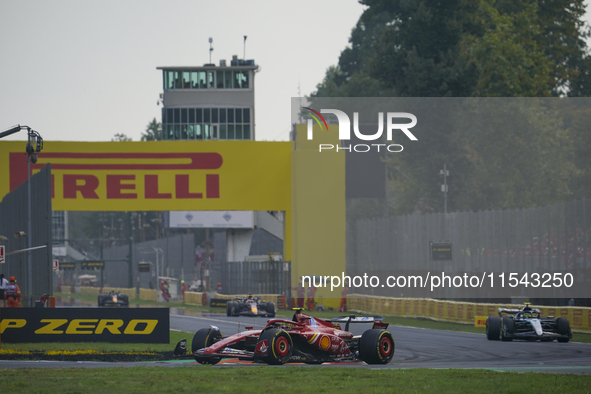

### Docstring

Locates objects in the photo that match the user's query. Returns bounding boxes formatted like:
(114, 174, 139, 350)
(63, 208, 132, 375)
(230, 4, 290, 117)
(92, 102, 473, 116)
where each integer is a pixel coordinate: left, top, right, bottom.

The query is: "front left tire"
(501, 317, 514, 342)
(192, 327, 223, 365)
(266, 302, 276, 318)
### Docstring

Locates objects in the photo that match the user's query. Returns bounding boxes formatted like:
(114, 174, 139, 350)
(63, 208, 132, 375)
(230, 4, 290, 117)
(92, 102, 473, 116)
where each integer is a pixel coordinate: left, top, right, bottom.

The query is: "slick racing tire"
(257, 328, 293, 365)
(359, 329, 395, 365)
(486, 316, 502, 340)
(229, 301, 239, 316)
(266, 302, 276, 318)
(192, 327, 223, 364)
(556, 318, 571, 343)
(226, 301, 233, 317)
(501, 317, 514, 342)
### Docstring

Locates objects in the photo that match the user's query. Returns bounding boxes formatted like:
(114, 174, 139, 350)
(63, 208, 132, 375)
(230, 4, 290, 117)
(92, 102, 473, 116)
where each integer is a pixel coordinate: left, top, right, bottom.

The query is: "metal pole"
(440, 164, 449, 214)
(128, 212, 133, 289)
(27, 156, 33, 306)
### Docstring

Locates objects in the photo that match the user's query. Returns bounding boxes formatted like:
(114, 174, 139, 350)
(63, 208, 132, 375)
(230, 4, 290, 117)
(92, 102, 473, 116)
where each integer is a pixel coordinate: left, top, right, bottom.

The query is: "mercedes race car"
(486, 303, 571, 342)
(226, 296, 275, 318)
(98, 291, 129, 307)
(174, 308, 395, 365)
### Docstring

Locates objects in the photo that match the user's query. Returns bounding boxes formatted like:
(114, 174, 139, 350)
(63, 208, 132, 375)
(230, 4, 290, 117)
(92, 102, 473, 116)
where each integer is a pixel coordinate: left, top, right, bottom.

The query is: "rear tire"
(359, 329, 395, 364)
(556, 318, 571, 343)
(226, 301, 232, 317)
(257, 328, 293, 365)
(192, 327, 223, 364)
(501, 317, 514, 342)
(486, 316, 501, 340)
(266, 302, 276, 318)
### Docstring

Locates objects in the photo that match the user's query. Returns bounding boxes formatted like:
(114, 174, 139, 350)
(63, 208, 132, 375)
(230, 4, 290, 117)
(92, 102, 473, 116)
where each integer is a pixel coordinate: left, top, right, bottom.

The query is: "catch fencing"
(0, 164, 53, 303)
(347, 198, 590, 300)
(210, 260, 291, 303)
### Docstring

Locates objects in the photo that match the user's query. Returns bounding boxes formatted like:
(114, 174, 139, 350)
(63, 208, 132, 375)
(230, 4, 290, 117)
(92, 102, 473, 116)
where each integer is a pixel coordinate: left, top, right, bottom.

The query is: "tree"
(141, 118, 163, 141)
(112, 133, 132, 141)
(462, 2, 553, 97)
(310, 0, 590, 213)
(311, 8, 394, 98)
(366, 0, 483, 97)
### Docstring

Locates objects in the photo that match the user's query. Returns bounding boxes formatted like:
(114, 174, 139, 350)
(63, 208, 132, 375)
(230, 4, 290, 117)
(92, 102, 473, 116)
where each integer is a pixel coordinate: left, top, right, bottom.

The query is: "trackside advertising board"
(0, 308, 169, 343)
(0, 141, 291, 212)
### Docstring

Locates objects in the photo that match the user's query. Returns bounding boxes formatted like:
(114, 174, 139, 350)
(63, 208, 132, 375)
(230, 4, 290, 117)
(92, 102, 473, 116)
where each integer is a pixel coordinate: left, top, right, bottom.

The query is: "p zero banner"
(0, 141, 291, 212)
(0, 307, 170, 343)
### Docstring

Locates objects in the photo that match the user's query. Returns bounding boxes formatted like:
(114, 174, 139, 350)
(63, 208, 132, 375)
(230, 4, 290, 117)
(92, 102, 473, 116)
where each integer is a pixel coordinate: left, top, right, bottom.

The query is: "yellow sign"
(474, 316, 488, 327)
(0, 141, 291, 212)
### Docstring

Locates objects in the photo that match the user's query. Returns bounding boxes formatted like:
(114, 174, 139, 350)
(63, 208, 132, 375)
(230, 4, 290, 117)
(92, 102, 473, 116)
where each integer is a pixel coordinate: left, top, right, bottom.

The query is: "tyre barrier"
(347, 294, 591, 333)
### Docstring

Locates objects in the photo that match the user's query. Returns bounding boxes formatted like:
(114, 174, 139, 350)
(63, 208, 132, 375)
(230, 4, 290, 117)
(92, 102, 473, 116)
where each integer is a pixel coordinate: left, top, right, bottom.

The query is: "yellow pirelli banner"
(347, 295, 591, 332)
(0, 140, 291, 212)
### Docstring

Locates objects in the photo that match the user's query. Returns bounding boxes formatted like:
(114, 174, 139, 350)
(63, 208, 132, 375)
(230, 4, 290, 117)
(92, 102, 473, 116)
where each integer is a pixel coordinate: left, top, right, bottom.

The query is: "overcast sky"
(0, 0, 364, 143)
(1, 1, 590, 143)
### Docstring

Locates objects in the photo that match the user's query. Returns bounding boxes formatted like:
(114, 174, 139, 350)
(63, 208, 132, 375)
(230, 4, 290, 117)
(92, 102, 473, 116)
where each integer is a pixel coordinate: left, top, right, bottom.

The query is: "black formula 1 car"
(98, 291, 129, 307)
(226, 296, 275, 318)
(174, 308, 395, 365)
(486, 303, 571, 342)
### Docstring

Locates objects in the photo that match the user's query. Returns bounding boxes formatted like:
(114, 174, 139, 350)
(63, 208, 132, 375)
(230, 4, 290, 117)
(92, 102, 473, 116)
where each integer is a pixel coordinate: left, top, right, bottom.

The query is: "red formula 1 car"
(173, 308, 395, 365)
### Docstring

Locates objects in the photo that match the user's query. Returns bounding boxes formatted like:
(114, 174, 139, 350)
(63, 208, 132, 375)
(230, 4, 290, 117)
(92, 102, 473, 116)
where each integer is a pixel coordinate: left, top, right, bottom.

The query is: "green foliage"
(2, 366, 591, 393)
(463, 2, 553, 97)
(112, 133, 132, 141)
(366, 0, 483, 97)
(310, 0, 591, 213)
(141, 118, 163, 141)
(453, 100, 576, 210)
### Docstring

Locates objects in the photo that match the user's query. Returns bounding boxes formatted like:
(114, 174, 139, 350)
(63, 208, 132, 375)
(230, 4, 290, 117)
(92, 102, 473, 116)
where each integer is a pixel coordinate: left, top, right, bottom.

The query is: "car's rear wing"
(498, 307, 540, 317)
(497, 308, 521, 316)
(330, 315, 388, 331)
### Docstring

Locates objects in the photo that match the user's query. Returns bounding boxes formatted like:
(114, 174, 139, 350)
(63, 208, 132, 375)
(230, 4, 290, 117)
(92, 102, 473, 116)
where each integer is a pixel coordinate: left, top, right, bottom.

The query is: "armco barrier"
(347, 294, 591, 333)
(184, 291, 205, 306)
(79, 287, 101, 296)
(139, 289, 157, 302)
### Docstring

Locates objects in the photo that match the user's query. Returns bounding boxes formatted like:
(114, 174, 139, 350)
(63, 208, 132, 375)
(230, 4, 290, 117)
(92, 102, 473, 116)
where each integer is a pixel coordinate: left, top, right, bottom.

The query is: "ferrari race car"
(98, 291, 129, 307)
(226, 296, 275, 318)
(174, 308, 395, 365)
(486, 303, 571, 342)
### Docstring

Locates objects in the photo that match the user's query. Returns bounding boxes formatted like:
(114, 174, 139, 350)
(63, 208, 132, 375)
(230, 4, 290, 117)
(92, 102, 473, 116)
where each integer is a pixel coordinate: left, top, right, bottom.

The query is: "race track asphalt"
(1, 308, 590, 373)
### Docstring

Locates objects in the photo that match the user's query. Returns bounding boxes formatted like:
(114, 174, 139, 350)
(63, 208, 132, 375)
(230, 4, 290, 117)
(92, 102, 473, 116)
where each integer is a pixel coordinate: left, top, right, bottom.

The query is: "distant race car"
(173, 308, 395, 365)
(98, 291, 129, 307)
(486, 303, 571, 342)
(226, 296, 275, 318)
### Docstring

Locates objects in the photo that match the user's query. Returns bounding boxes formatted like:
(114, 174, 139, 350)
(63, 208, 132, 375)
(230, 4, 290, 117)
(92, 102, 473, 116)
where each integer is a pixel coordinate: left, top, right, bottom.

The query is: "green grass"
(1, 367, 590, 394)
(0, 330, 191, 353)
